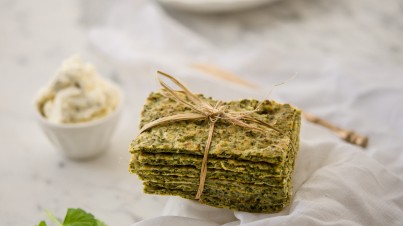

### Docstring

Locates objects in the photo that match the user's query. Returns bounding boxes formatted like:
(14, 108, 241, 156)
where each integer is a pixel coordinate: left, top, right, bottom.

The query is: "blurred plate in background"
(156, 0, 280, 13)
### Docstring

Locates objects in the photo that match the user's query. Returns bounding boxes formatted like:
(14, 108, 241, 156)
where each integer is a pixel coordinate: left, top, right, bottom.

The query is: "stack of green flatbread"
(129, 91, 301, 213)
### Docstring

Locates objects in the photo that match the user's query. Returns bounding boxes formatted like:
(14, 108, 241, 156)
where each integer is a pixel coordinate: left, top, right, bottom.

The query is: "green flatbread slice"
(141, 175, 291, 196)
(135, 166, 289, 186)
(132, 151, 290, 175)
(144, 185, 289, 213)
(144, 184, 289, 205)
(131, 91, 301, 164)
(130, 137, 298, 177)
(142, 177, 292, 200)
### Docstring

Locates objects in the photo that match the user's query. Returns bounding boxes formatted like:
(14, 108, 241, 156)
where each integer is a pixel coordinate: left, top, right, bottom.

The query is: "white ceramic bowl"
(34, 83, 124, 160)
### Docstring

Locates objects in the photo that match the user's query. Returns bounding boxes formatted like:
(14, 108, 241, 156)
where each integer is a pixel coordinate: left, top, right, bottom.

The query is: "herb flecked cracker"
(129, 90, 301, 213)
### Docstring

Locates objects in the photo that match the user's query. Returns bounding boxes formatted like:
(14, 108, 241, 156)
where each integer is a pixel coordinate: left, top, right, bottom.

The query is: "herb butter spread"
(129, 90, 301, 213)
(36, 55, 119, 124)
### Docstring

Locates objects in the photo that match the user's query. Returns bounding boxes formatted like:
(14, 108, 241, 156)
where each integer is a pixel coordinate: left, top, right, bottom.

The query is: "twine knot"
(137, 71, 287, 200)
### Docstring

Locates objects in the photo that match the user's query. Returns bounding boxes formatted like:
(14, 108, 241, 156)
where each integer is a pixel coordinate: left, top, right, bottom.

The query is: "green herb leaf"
(95, 219, 108, 226)
(63, 208, 97, 226)
(38, 208, 108, 226)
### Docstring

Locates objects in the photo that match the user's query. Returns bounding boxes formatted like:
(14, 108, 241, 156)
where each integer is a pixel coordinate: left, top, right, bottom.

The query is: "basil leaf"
(63, 208, 96, 226)
(38, 220, 47, 226)
(95, 219, 108, 226)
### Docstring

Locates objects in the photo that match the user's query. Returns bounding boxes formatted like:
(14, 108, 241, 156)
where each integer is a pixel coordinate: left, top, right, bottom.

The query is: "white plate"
(156, 0, 280, 13)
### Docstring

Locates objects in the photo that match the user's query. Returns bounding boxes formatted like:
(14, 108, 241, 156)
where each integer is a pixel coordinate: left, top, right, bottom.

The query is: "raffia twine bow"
(137, 71, 288, 200)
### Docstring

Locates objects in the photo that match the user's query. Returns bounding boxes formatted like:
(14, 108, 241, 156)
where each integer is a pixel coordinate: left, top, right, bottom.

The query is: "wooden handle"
(303, 112, 369, 148)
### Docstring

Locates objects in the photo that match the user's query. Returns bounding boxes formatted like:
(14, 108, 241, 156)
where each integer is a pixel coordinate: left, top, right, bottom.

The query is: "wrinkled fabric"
(129, 122, 403, 226)
(89, 0, 403, 225)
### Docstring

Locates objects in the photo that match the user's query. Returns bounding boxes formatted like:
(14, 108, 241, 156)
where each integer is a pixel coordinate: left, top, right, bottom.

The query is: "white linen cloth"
(130, 122, 403, 226)
(88, 0, 403, 225)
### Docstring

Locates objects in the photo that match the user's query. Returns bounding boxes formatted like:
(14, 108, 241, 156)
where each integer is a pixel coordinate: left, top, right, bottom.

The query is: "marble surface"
(1, 1, 169, 225)
(1, 0, 403, 225)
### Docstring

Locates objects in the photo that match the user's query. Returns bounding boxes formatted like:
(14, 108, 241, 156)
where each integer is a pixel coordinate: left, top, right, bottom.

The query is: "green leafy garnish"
(37, 208, 108, 226)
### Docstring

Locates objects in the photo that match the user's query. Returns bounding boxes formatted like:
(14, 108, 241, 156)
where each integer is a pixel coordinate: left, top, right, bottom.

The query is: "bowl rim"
(34, 80, 125, 129)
